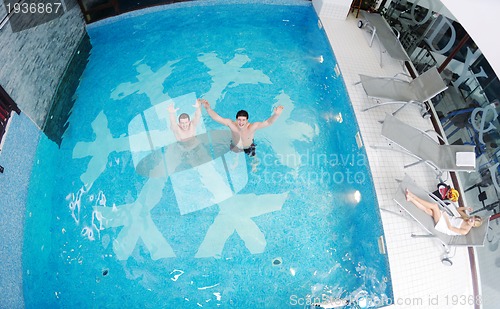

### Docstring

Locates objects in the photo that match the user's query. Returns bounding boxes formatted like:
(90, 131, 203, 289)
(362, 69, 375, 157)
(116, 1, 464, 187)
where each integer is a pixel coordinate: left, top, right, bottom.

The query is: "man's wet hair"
(178, 113, 190, 122)
(236, 110, 249, 119)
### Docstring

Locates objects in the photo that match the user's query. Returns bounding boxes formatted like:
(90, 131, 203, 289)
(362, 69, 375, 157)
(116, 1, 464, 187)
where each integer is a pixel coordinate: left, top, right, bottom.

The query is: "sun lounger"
(356, 66, 447, 117)
(358, 11, 410, 67)
(373, 114, 476, 177)
(390, 175, 490, 265)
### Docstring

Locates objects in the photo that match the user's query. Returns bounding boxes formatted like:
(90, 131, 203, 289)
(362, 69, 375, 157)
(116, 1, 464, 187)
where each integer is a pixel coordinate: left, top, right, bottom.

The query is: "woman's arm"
(443, 214, 471, 235)
(456, 206, 472, 219)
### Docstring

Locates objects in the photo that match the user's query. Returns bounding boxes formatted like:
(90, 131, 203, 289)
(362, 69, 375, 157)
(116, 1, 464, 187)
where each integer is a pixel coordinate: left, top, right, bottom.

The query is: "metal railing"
(0, 85, 21, 148)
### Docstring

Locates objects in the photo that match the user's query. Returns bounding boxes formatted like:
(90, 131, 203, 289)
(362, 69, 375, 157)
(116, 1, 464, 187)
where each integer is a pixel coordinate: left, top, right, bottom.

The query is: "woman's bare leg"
(406, 189, 441, 224)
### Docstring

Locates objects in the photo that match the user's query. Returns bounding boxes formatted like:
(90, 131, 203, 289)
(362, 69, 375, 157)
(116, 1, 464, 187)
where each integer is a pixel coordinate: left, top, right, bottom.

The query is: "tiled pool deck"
(320, 11, 477, 309)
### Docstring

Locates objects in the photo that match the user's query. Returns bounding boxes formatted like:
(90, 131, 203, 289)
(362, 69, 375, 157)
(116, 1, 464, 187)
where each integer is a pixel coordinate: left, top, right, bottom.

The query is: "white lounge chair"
(358, 11, 410, 67)
(356, 66, 447, 117)
(390, 175, 490, 265)
(373, 113, 476, 177)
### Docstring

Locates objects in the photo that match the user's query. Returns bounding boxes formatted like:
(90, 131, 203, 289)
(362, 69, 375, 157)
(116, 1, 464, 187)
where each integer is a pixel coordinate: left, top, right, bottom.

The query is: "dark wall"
(0, 0, 86, 129)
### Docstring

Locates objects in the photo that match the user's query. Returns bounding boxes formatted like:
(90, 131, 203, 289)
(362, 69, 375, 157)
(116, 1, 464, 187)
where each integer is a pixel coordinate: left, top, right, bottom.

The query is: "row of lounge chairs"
(355, 66, 489, 265)
(357, 66, 476, 178)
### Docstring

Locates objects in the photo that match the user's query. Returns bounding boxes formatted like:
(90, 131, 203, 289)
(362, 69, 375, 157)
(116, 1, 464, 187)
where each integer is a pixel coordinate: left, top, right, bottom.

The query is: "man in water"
(168, 98, 203, 148)
(202, 100, 283, 157)
(164, 98, 210, 172)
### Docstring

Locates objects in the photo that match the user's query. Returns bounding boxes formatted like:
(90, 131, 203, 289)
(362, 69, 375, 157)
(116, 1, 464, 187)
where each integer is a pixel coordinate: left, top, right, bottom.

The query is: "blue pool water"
(24, 1, 393, 308)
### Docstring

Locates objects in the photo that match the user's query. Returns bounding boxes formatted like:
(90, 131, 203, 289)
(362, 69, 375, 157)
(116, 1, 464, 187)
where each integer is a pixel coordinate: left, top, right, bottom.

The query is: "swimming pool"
(23, 1, 393, 307)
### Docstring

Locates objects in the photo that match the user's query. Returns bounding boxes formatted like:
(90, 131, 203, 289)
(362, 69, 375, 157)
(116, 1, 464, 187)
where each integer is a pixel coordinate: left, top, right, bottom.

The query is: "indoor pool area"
(0, 0, 498, 309)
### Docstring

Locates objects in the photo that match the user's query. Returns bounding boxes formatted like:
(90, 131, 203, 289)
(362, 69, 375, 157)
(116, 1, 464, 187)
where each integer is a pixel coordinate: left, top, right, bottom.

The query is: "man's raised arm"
(167, 103, 179, 131)
(202, 100, 234, 127)
(253, 105, 284, 130)
(191, 99, 203, 127)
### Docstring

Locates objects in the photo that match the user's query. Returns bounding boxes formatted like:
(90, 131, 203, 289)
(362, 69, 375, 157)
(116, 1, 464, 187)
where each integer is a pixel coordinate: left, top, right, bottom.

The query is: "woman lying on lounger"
(406, 189, 483, 236)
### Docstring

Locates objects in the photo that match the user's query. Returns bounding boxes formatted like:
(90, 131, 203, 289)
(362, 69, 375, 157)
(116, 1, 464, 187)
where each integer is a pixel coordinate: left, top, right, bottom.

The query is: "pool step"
(355, 131, 363, 149)
(378, 235, 387, 254)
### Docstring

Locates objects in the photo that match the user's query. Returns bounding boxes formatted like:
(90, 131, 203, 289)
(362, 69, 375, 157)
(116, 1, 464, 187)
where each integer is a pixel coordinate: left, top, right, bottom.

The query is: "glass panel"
(380, 1, 500, 308)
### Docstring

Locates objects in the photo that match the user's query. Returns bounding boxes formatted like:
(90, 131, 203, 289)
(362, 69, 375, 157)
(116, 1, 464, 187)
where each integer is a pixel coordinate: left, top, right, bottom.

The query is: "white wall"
(440, 0, 500, 78)
(0, 1, 85, 128)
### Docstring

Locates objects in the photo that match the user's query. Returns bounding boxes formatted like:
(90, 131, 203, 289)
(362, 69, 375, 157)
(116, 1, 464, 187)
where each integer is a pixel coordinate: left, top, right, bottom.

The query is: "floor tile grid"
(319, 13, 475, 309)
